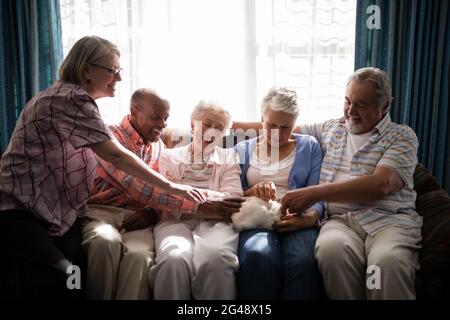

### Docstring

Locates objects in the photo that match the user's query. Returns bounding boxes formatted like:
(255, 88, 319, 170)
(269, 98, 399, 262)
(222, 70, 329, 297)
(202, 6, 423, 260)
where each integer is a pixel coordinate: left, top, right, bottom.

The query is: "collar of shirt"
(120, 115, 146, 146)
(372, 112, 391, 135)
(368, 113, 391, 144)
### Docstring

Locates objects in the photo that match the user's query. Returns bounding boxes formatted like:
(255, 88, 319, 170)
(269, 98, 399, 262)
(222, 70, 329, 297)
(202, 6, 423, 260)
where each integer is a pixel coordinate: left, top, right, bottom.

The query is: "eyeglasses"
(87, 62, 123, 76)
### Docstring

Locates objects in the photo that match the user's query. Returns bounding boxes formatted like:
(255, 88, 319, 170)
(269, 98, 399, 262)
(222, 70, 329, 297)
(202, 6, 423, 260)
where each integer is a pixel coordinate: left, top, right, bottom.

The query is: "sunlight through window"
(60, 0, 356, 128)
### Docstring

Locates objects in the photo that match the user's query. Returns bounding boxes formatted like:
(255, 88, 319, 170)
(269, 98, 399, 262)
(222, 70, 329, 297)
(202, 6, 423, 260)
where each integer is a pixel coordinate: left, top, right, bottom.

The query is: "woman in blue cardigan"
(234, 87, 324, 299)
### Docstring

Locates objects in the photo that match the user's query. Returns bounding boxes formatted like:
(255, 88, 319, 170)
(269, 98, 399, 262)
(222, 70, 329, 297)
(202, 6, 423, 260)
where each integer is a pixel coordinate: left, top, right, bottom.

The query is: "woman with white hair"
(149, 101, 244, 300)
(234, 87, 324, 299)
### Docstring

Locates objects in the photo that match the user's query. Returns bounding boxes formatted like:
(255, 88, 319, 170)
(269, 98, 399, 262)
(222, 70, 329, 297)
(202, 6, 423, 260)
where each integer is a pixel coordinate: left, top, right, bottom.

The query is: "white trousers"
(315, 212, 421, 300)
(149, 218, 239, 300)
(81, 205, 155, 300)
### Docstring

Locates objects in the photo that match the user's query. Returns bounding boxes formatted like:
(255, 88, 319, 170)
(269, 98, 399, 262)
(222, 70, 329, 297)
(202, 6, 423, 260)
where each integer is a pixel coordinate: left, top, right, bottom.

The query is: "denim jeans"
(237, 228, 323, 299)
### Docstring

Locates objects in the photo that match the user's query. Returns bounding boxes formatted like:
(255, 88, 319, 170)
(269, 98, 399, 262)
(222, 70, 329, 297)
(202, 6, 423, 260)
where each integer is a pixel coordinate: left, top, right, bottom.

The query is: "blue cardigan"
(234, 134, 324, 217)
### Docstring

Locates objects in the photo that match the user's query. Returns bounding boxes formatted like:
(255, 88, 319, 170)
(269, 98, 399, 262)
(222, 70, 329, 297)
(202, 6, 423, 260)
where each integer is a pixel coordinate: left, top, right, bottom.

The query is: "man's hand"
(280, 187, 317, 215)
(195, 198, 244, 221)
(245, 181, 276, 201)
(122, 208, 158, 231)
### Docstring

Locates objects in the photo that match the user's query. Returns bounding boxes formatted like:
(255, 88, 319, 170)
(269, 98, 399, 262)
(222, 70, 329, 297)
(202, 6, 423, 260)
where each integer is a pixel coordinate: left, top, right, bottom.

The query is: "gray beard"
(345, 119, 365, 134)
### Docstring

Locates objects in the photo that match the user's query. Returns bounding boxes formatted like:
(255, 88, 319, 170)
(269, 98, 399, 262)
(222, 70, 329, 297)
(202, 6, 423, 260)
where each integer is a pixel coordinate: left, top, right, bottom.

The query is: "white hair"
(347, 67, 393, 110)
(190, 100, 231, 130)
(261, 87, 299, 118)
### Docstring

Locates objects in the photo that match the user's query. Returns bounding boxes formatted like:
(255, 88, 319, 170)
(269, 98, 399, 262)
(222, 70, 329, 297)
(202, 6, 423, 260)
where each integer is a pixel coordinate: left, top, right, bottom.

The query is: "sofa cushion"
(413, 163, 443, 195)
(414, 164, 450, 275)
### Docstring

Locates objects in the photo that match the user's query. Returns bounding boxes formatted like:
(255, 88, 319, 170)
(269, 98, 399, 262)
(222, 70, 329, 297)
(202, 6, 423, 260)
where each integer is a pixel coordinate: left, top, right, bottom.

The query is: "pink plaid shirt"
(88, 115, 197, 215)
(0, 81, 112, 236)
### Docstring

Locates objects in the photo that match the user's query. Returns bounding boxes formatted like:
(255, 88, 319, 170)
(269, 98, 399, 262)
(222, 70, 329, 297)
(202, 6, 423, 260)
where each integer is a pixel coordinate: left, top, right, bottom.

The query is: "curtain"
(355, 0, 450, 192)
(0, 0, 63, 153)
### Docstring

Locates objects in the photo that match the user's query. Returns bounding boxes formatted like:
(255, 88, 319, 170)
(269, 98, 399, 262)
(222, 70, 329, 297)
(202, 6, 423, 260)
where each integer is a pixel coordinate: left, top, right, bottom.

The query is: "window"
(60, 0, 356, 128)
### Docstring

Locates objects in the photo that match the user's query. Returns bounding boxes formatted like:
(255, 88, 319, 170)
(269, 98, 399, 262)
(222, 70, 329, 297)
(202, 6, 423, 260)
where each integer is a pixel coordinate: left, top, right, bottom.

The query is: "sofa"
(413, 163, 450, 299)
(164, 130, 450, 299)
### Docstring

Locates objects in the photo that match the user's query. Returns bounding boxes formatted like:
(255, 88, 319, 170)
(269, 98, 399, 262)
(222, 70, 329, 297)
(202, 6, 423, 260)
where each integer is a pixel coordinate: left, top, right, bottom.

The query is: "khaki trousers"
(81, 205, 155, 300)
(315, 212, 421, 300)
(149, 218, 239, 300)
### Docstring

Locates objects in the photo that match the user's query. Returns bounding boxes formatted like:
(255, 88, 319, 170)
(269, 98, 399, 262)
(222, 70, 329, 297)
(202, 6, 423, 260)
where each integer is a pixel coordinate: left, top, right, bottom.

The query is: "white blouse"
(246, 147, 296, 199)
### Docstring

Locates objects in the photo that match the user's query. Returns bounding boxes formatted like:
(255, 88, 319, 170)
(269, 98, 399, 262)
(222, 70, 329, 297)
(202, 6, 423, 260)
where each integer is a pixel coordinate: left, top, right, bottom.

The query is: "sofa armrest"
(414, 164, 450, 276)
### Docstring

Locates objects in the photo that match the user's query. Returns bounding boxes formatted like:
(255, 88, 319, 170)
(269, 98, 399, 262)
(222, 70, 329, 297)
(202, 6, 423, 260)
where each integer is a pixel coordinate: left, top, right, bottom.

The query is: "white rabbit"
(231, 196, 281, 231)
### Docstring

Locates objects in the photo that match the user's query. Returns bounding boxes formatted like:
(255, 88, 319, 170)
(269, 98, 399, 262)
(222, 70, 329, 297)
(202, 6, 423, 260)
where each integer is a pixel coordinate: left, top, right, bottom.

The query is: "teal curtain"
(0, 0, 63, 153)
(355, 0, 450, 192)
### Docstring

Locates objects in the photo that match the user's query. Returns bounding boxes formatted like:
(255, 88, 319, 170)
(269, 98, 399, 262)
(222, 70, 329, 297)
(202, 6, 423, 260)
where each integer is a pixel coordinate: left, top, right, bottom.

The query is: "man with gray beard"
(281, 67, 422, 299)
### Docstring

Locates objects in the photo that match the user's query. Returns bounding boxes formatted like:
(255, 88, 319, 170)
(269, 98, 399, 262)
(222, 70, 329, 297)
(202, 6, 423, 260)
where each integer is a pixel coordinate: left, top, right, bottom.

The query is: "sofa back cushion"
(414, 164, 450, 275)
